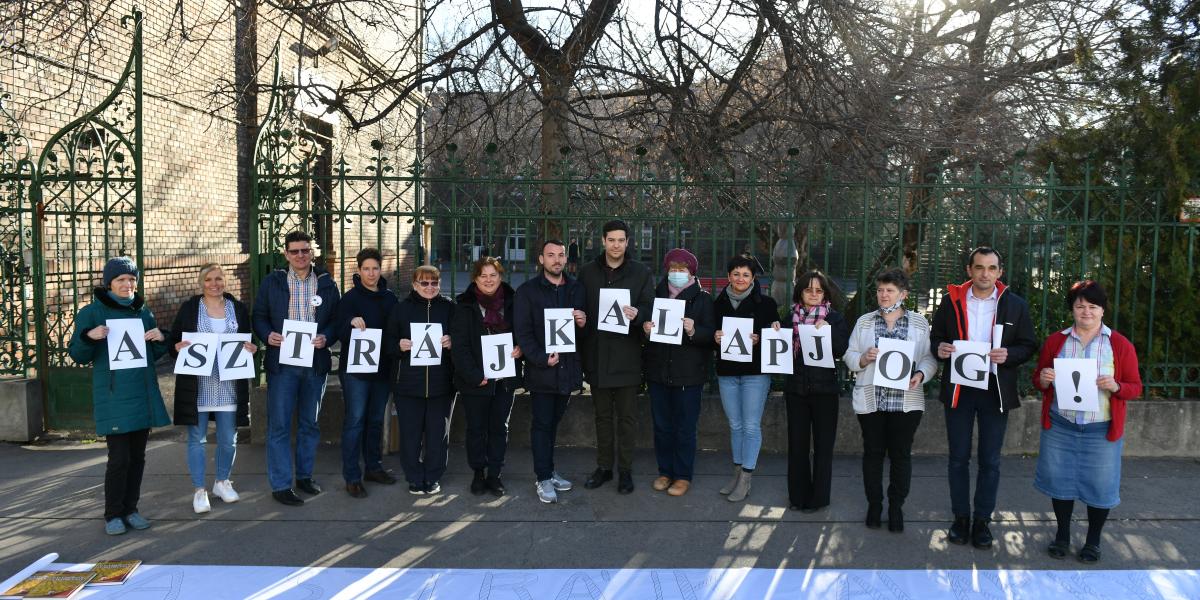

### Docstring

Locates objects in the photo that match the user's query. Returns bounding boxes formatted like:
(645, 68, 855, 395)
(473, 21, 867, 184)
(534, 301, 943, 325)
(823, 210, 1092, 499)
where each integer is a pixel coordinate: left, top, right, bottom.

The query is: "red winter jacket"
(1031, 328, 1142, 441)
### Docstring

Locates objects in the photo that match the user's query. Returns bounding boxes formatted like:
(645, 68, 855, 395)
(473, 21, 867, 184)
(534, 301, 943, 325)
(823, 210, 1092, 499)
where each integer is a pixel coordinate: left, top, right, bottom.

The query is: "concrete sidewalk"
(0, 437, 1196, 579)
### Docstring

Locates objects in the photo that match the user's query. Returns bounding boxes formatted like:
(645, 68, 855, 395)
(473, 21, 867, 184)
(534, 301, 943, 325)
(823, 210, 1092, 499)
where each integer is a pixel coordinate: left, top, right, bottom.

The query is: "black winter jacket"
(781, 307, 851, 396)
(384, 290, 456, 399)
(513, 273, 586, 395)
(167, 294, 253, 427)
(578, 256, 655, 388)
(335, 274, 400, 380)
(451, 282, 523, 396)
(713, 286, 780, 377)
(642, 279, 716, 387)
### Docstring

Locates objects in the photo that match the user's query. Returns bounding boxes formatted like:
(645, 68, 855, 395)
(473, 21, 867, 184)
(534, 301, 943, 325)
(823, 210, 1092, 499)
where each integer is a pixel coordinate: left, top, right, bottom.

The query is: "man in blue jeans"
(253, 231, 341, 506)
(930, 247, 1037, 548)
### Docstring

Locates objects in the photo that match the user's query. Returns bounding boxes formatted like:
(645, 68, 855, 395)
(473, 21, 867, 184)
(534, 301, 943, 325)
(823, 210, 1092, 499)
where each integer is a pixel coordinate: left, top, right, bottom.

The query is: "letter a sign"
(410, 323, 443, 366)
(596, 288, 631, 334)
(107, 318, 147, 370)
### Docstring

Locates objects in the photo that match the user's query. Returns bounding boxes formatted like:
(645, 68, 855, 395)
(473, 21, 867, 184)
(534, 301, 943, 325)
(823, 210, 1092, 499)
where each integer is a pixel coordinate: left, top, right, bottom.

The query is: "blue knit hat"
(102, 256, 139, 287)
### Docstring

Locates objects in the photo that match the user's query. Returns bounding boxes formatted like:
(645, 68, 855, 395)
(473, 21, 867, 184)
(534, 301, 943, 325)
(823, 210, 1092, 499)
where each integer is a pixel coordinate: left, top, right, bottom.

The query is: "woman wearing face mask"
(843, 268, 937, 532)
(712, 255, 778, 502)
(642, 248, 715, 497)
(168, 263, 257, 514)
(68, 257, 170, 536)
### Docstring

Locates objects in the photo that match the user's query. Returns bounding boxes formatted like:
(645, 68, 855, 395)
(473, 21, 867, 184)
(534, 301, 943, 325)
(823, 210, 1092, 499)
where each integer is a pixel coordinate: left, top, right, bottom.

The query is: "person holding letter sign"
(513, 240, 587, 504)
(578, 220, 654, 494)
(252, 231, 341, 507)
(335, 248, 400, 499)
(930, 246, 1038, 549)
(642, 248, 715, 497)
(712, 255, 778, 503)
(451, 256, 523, 497)
(1031, 281, 1142, 564)
(843, 269, 937, 532)
(779, 270, 850, 513)
(167, 263, 256, 514)
(384, 265, 455, 495)
(68, 256, 170, 535)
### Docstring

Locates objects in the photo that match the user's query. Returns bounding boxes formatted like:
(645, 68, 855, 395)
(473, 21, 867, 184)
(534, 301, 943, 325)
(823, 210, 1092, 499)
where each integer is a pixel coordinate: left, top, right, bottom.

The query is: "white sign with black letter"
(410, 323, 443, 366)
(950, 340, 992, 391)
(345, 328, 383, 374)
(279, 319, 317, 367)
(543, 308, 577, 353)
(648, 298, 685, 345)
(217, 333, 255, 380)
(719, 317, 754, 363)
(596, 288, 631, 334)
(106, 318, 147, 370)
(173, 332, 218, 376)
(1053, 358, 1100, 412)
(760, 327, 793, 374)
(872, 338, 916, 391)
(796, 324, 835, 368)
(481, 332, 517, 379)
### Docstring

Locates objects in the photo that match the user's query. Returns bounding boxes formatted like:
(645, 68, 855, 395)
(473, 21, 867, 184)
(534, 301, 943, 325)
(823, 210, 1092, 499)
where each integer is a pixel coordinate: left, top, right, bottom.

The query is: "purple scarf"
(474, 285, 507, 332)
(792, 301, 830, 356)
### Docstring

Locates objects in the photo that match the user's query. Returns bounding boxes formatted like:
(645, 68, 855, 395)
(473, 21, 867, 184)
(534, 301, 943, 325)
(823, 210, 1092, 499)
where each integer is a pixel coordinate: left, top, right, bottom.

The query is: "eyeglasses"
(416, 280, 440, 287)
(286, 248, 312, 255)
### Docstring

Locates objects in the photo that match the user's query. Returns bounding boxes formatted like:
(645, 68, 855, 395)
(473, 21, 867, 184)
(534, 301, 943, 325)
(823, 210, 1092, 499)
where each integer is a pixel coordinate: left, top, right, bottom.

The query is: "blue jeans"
(187, 411, 237, 489)
(648, 382, 703, 481)
(266, 365, 327, 492)
(945, 387, 1009, 519)
(717, 375, 771, 470)
(340, 375, 392, 483)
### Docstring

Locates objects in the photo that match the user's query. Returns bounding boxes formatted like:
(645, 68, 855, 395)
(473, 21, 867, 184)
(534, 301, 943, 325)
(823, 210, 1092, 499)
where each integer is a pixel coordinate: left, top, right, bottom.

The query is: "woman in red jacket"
(1031, 280, 1141, 564)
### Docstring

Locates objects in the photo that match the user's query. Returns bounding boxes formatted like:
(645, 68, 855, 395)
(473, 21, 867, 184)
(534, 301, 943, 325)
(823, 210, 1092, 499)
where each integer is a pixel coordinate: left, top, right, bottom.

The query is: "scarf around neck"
(725, 285, 752, 309)
(474, 285, 508, 331)
(792, 301, 830, 356)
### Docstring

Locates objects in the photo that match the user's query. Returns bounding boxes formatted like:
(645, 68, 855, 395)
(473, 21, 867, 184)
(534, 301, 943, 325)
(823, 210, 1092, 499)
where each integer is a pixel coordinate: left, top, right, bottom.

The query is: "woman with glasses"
(384, 265, 455, 495)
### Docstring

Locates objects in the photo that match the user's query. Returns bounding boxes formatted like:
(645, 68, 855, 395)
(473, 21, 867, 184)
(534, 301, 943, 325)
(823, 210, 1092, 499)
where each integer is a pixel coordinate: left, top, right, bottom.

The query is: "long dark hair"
(793, 269, 844, 311)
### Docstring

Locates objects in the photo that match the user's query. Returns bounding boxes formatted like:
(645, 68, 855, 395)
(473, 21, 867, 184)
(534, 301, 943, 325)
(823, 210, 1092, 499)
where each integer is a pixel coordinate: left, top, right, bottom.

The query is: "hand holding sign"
(345, 328, 383, 374)
(106, 319, 147, 370)
(597, 288, 632, 334)
(949, 340, 991, 391)
(719, 317, 754, 362)
(871, 338, 916, 391)
(648, 298, 685, 345)
(760, 327, 793, 374)
(796, 324, 835, 368)
(410, 323, 443, 366)
(543, 308, 577, 353)
(481, 332, 517, 379)
(1053, 358, 1100, 412)
(173, 332, 218, 376)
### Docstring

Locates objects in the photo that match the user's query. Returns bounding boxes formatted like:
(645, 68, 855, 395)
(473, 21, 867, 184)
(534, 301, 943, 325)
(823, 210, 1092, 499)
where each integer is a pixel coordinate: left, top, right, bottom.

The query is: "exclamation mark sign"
(1071, 371, 1082, 403)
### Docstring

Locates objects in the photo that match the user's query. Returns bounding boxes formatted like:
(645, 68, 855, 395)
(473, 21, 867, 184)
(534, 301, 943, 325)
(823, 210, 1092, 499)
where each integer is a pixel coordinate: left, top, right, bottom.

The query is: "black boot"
(887, 505, 904, 532)
(470, 469, 487, 496)
(948, 515, 971, 545)
(865, 503, 882, 529)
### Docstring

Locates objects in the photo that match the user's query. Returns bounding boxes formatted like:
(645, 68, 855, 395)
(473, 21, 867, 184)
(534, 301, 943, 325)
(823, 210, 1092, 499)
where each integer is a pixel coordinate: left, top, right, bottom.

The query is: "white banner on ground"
(106, 318, 147, 370)
(279, 320, 317, 367)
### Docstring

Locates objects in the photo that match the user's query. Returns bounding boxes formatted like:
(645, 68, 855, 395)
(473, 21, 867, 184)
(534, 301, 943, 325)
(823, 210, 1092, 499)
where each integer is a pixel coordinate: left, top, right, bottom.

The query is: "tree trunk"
(235, 0, 258, 254)
(538, 74, 569, 241)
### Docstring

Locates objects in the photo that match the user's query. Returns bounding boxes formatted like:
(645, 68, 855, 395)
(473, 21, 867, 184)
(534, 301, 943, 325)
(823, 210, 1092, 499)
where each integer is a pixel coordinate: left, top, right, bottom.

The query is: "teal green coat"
(67, 288, 171, 436)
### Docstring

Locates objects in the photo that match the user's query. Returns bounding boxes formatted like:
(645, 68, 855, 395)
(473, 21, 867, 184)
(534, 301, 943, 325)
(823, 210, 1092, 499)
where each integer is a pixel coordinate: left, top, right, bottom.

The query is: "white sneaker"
(212, 480, 240, 503)
(193, 489, 211, 514)
(550, 471, 572, 492)
(535, 479, 558, 503)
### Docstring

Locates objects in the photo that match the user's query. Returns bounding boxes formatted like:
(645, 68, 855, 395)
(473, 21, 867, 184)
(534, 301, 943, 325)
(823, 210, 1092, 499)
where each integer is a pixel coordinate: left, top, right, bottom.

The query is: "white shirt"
(965, 285, 998, 343)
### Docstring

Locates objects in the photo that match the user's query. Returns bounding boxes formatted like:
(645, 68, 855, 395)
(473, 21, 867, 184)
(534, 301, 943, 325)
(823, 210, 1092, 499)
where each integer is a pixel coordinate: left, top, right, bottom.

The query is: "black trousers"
(592, 385, 639, 471)
(857, 410, 922, 507)
(104, 429, 150, 521)
(462, 385, 516, 475)
(397, 395, 454, 485)
(786, 391, 839, 509)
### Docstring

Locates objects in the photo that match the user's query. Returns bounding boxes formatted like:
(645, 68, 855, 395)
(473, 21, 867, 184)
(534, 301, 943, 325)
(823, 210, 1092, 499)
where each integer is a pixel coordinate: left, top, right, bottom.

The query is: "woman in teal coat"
(68, 257, 171, 535)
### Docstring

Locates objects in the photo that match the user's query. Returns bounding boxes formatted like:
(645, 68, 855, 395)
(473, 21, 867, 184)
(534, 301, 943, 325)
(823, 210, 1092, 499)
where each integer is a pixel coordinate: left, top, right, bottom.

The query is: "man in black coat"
(578, 220, 655, 494)
(930, 246, 1038, 549)
(513, 239, 587, 504)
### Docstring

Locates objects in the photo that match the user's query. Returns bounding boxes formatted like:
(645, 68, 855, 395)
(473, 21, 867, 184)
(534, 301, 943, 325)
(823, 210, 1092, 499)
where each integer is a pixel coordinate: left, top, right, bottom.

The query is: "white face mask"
(878, 299, 905, 314)
(667, 272, 690, 287)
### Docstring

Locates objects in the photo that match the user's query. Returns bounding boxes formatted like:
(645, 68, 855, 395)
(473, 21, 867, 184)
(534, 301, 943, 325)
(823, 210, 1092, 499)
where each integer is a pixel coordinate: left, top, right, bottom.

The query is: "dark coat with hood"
(513, 273, 586, 395)
(578, 255, 655, 388)
(642, 278, 716, 387)
(167, 293, 253, 427)
(451, 282, 523, 396)
(384, 289, 455, 399)
(335, 274, 400, 381)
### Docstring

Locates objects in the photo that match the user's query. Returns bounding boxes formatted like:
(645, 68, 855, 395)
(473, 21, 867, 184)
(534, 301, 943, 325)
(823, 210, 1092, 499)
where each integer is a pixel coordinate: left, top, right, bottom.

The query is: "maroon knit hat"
(663, 248, 698, 275)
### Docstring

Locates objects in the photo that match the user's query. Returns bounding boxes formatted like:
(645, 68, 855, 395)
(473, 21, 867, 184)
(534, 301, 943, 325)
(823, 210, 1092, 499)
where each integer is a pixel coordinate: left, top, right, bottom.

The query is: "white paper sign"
(279, 319, 318, 367)
(1053, 358, 1100, 412)
(719, 317, 754, 362)
(760, 327, 793, 374)
(648, 298, 686, 345)
(217, 333, 255, 380)
(481, 332, 517, 379)
(543, 308, 577, 353)
(410, 323, 443, 366)
(596, 288, 632, 334)
(796, 324, 835, 368)
(871, 337, 916, 391)
(106, 318, 147, 370)
(173, 332, 218, 376)
(991, 324, 1004, 376)
(345, 328, 383, 374)
(950, 340, 992, 391)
